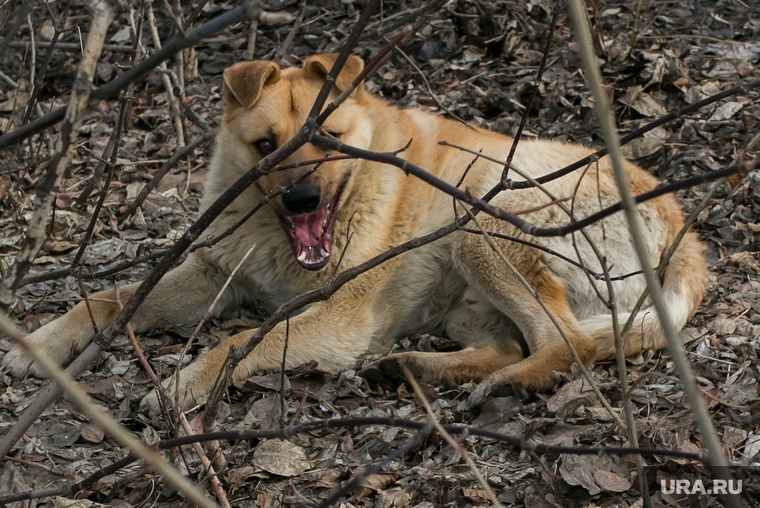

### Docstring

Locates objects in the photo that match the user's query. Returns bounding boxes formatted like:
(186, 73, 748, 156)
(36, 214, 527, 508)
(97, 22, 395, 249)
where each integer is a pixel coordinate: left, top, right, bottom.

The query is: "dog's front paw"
(359, 356, 409, 391)
(2, 316, 91, 379)
(460, 374, 531, 412)
(139, 364, 213, 415)
(1, 345, 37, 378)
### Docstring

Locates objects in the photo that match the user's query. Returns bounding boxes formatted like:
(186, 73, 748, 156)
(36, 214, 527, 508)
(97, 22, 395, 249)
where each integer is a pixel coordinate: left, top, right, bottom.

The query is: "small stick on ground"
(113, 284, 230, 507)
(123, 129, 216, 217)
(403, 366, 503, 508)
(279, 316, 290, 423)
(147, 3, 185, 147)
(77, 267, 98, 334)
(179, 413, 231, 508)
(71, 92, 130, 269)
(273, 0, 306, 65)
(176, 243, 256, 415)
(393, 45, 476, 130)
(0, 314, 219, 508)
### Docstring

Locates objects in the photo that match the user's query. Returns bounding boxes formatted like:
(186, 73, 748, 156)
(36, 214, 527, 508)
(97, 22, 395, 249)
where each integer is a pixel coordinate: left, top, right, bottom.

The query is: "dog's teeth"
(297, 251, 306, 261)
(320, 248, 329, 257)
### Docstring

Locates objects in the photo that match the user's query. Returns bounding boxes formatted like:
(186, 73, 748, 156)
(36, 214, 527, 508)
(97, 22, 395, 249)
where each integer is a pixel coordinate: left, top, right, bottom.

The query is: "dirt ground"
(0, 0, 759, 507)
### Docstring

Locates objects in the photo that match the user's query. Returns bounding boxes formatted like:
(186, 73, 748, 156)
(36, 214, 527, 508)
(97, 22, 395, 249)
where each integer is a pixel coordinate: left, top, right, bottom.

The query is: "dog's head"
(221, 54, 371, 271)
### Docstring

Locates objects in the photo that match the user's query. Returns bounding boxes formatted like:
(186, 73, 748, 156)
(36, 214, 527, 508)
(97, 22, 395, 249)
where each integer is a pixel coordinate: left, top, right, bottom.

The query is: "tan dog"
(2, 54, 707, 411)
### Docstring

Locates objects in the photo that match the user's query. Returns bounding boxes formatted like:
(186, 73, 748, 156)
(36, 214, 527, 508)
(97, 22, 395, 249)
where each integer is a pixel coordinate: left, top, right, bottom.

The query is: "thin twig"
(393, 45, 476, 130)
(404, 366, 503, 507)
(179, 413, 231, 508)
(501, 3, 561, 183)
(77, 267, 98, 334)
(0, 314, 220, 508)
(71, 92, 130, 269)
(620, 181, 722, 341)
(123, 129, 216, 216)
(279, 315, 290, 423)
(567, 2, 740, 506)
(273, 0, 306, 65)
(0, 0, 115, 311)
(147, 3, 185, 147)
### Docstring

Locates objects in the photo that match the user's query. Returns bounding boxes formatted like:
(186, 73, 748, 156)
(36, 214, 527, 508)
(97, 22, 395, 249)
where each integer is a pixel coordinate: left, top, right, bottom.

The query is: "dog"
(2, 53, 708, 411)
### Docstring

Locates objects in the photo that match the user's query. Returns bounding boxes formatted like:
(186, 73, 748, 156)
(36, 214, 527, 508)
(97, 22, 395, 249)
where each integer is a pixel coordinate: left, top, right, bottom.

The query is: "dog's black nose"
(281, 185, 321, 214)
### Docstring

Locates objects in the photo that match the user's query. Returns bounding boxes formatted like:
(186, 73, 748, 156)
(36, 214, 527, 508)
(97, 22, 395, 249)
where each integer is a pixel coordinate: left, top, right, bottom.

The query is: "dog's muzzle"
(276, 184, 344, 271)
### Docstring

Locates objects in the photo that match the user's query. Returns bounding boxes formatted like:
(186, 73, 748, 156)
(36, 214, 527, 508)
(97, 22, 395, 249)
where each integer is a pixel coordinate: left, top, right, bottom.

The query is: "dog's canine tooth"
(320, 248, 329, 258)
(297, 251, 306, 261)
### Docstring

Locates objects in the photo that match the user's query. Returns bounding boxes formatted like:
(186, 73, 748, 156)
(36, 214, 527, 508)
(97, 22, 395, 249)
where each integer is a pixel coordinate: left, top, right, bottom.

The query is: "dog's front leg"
(140, 298, 374, 413)
(2, 252, 238, 377)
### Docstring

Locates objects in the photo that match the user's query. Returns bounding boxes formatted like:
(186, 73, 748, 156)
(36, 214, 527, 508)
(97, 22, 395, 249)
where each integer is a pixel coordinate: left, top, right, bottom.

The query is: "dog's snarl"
(276, 182, 344, 269)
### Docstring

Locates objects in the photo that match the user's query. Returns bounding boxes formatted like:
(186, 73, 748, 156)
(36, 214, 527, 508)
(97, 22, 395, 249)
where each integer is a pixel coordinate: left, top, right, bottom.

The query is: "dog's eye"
(325, 131, 342, 139)
(254, 138, 276, 154)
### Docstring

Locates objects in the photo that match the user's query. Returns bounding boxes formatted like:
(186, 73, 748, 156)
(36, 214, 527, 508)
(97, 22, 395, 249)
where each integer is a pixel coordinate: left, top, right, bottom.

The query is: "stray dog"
(2, 54, 707, 411)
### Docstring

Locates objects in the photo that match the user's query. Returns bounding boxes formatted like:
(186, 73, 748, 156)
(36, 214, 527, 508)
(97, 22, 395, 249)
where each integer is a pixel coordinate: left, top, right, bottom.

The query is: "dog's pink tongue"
(292, 209, 326, 247)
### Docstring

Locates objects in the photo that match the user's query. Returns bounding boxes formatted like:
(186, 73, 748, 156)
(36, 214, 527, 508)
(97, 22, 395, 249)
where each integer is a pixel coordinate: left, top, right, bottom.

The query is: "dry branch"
(405, 367, 503, 507)
(567, 1, 741, 507)
(1, 413, 736, 505)
(147, 3, 185, 147)
(314, 135, 755, 237)
(0, 314, 219, 508)
(0, 5, 254, 150)
(0, 0, 115, 311)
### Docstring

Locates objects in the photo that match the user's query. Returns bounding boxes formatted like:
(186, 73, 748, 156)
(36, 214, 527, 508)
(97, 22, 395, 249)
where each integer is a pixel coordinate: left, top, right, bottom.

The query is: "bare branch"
(0, 413, 730, 505)
(405, 367, 503, 507)
(0, 314, 220, 508)
(567, 2, 741, 506)
(0, 5, 254, 150)
(0, 0, 115, 311)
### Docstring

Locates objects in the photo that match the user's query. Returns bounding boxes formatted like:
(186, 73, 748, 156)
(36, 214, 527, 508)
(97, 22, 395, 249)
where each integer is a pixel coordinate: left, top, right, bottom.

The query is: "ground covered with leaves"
(1, 0, 759, 507)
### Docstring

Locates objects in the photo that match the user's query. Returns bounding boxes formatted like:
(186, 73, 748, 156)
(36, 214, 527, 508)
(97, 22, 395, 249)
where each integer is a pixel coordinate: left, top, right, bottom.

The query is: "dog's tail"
(580, 231, 707, 360)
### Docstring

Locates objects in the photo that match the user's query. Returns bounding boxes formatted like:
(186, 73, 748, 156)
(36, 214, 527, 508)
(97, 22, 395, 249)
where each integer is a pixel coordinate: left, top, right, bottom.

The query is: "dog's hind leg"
(452, 219, 597, 403)
(381, 292, 525, 385)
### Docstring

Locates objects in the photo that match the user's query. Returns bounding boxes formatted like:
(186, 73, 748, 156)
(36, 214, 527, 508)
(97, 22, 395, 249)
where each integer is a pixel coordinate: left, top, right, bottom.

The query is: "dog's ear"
(303, 54, 365, 96)
(223, 61, 281, 109)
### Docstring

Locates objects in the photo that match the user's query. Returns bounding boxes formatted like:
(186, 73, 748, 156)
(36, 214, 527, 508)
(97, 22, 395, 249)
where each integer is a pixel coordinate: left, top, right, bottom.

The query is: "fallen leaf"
(80, 424, 104, 443)
(354, 473, 399, 501)
(462, 488, 490, 504)
(593, 468, 630, 492)
(252, 439, 309, 477)
(547, 379, 596, 415)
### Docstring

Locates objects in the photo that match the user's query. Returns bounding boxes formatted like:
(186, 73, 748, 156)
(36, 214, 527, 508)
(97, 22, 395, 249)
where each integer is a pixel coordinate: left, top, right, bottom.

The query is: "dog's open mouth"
(276, 185, 344, 271)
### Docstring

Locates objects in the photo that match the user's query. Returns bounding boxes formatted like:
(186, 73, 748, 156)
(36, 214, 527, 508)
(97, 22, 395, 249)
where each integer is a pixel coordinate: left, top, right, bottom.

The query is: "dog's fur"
(2, 54, 708, 410)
